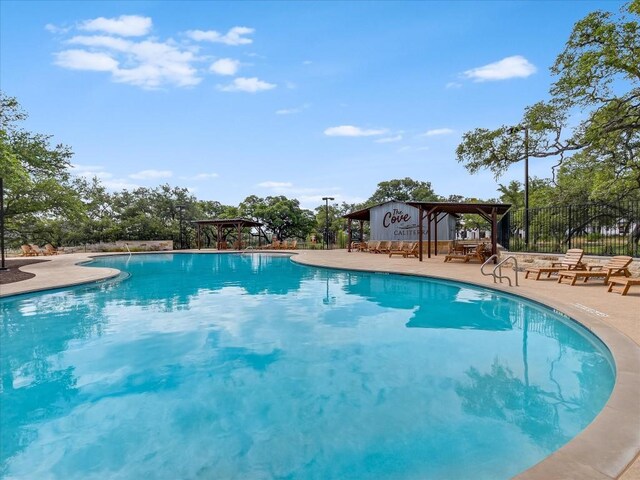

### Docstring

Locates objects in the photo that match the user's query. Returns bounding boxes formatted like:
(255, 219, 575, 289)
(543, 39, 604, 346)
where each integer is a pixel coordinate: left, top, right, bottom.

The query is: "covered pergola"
(406, 202, 511, 261)
(193, 218, 265, 250)
(343, 202, 511, 261)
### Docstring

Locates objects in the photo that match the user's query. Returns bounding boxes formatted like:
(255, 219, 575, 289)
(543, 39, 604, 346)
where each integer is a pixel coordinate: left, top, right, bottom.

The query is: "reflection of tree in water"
(92, 254, 311, 309)
(455, 359, 573, 451)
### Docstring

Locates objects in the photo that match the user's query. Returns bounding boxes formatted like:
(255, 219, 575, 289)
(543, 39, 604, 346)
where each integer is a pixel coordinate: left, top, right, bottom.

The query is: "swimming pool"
(0, 253, 615, 479)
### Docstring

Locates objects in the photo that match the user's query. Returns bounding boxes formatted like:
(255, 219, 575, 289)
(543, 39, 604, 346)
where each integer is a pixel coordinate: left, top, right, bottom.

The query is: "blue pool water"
(1, 253, 615, 479)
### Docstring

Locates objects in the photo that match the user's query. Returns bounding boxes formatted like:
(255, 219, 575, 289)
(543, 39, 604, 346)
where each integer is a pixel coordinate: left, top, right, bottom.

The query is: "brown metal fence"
(500, 202, 640, 257)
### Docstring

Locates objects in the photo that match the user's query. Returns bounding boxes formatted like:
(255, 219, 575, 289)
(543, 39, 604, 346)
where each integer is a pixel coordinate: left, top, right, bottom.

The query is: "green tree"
(365, 177, 439, 205)
(0, 93, 83, 246)
(456, 1, 639, 204)
(239, 195, 315, 241)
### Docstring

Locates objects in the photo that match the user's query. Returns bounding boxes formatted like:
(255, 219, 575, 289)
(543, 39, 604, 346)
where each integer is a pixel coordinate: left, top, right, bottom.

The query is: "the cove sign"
(369, 201, 454, 241)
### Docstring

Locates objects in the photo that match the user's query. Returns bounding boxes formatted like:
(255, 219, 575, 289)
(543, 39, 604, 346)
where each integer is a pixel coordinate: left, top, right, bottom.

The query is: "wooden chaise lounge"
(21, 244, 37, 256)
(388, 242, 407, 257)
(525, 249, 586, 280)
(368, 241, 381, 253)
(390, 242, 419, 258)
(557, 256, 633, 286)
(607, 277, 640, 296)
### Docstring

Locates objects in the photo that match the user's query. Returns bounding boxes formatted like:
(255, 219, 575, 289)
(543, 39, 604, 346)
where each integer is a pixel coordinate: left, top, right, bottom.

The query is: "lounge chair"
(444, 243, 486, 263)
(21, 244, 36, 256)
(357, 242, 369, 252)
(377, 241, 391, 254)
(607, 277, 640, 296)
(45, 243, 59, 255)
(389, 242, 418, 258)
(30, 244, 45, 256)
(368, 241, 381, 253)
(289, 240, 298, 250)
(525, 249, 586, 280)
(387, 242, 405, 257)
(557, 256, 633, 286)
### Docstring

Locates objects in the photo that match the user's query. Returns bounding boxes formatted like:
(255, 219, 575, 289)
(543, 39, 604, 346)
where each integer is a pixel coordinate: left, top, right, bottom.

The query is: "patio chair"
(377, 241, 391, 254)
(390, 242, 418, 258)
(607, 277, 640, 296)
(388, 242, 406, 257)
(557, 256, 633, 286)
(21, 244, 37, 256)
(289, 240, 298, 250)
(525, 249, 586, 280)
(357, 241, 369, 252)
(368, 241, 381, 253)
(45, 243, 59, 255)
(30, 244, 45, 256)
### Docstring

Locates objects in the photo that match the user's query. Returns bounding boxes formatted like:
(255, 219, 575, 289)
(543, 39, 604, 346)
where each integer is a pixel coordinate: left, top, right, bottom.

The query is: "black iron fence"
(500, 202, 640, 257)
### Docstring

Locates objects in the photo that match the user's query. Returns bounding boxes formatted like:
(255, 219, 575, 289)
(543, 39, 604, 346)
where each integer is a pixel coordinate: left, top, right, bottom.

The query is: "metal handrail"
(480, 255, 498, 277)
(481, 254, 519, 287)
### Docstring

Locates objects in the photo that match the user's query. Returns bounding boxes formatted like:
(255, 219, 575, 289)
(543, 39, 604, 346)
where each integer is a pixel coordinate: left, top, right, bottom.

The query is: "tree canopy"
(365, 177, 439, 205)
(1, 93, 82, 243)
(456, 1, 640, 206)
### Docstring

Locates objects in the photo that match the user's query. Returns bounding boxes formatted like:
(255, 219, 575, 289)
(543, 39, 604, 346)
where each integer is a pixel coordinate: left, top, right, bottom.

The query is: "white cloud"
(181, 173, 220, 180)
(102, 179, 141, 191)
(210, 58, 240, 76)
(129, 169, 173, 180)
(55, 38, 201, 89)
(218, 77, 276, 93)
(421, 128, 454, 137)
(54, 50, 119, 71)
(302, 60, 312, 65)
(186, 26, 254, 46)
(112, 40, 200, 88)
(68, 35, 132, 51)
(324, 125, 387, 137)
(71, 164, 140, 191)
(463, 55, 536, 82)
(45, 23, 70, 34)
(275, 103, 310, 115)
(79, 15, 152, 37)
(258, 181, 293, 188)
(445, 82, 462, 89)
(375, 135, 403, 143)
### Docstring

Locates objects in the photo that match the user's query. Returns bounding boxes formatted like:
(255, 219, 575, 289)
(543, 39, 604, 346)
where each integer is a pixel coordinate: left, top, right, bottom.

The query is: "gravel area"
(0, 258, 50, 284)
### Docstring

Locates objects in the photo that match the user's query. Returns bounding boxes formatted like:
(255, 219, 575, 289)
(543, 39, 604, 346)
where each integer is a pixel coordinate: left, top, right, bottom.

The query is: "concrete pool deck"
(1, 249, 638, 480)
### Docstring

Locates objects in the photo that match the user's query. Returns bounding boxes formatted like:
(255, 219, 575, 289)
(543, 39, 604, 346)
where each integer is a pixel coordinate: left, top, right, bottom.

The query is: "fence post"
(568, 205, 572, 250)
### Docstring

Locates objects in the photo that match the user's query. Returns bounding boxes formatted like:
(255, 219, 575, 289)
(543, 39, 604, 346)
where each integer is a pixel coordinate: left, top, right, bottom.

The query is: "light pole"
(176, 204, 186, 250)
(509, 125, 529, 248)
(1, 178, 7, 271)
(322, 197, 334, 250)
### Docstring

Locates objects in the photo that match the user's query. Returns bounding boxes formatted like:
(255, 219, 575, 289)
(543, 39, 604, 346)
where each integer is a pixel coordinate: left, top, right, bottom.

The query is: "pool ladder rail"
(481, 254, 519, 287)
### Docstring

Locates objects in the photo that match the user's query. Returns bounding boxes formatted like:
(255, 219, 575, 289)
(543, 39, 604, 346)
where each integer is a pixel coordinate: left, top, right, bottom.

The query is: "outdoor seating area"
(443, 242, 488, 263)
(557, 255, 633, 286)
(262, 239, 298, 250)
(20, 243, 60, 256)
(525, 248, 586, 280)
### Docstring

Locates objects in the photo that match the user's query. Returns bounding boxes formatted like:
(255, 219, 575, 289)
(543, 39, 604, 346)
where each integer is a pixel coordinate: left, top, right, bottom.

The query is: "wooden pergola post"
(359, 220, 364, 241)
(491, 207, 498, 261)
(197, 223, 201, 250)
(347, 219, 352, 252)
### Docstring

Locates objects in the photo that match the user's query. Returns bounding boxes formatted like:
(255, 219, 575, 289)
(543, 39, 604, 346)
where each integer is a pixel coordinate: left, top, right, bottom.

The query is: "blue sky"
(0, 1, 623, 209)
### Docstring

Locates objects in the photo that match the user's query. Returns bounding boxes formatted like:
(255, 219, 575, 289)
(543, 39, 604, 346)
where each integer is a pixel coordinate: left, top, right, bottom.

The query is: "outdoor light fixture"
(509, 125, 530, 248)
(176, 204, 186, 250)
(322, 197, 335, 250)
